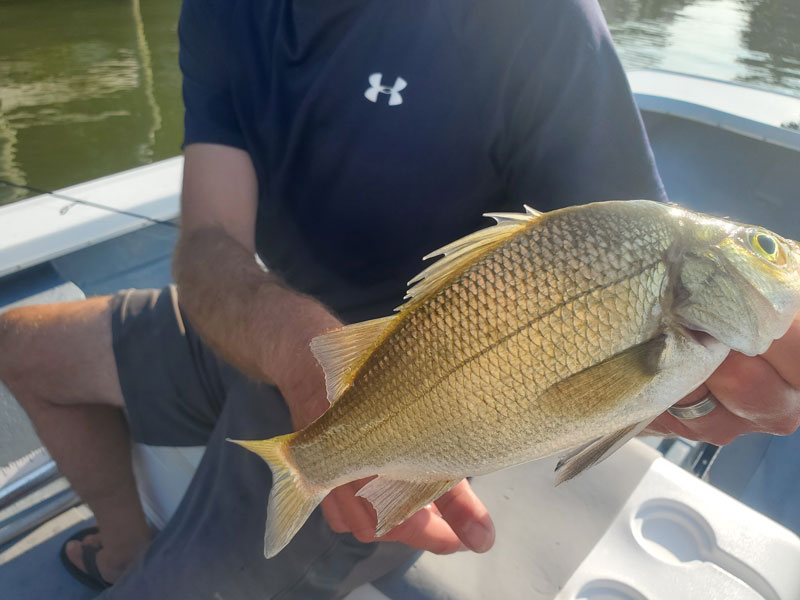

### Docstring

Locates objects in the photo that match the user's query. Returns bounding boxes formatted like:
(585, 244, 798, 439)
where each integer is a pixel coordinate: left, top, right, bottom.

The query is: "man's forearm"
(172, 226, 340, 418)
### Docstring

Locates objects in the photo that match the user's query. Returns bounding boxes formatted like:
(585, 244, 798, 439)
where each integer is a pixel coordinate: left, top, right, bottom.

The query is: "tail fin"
(228, 435, 327, 558)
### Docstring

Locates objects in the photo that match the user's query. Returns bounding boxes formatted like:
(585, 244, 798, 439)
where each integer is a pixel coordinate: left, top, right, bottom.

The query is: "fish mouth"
(684, 326, 720, 349)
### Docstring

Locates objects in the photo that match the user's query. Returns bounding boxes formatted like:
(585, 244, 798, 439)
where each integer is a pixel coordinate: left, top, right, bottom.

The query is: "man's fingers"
(322, 479, 378, 540)
(321, 493, 349, 533)
(320, 478, 492, 555)
(380, 506, 466, 554)
(762, 315, 800, 388)
(649, 347, 800, 442)
(434, 479, 494, 553)
(647, 383, 749, 444)
(339, 480, 382, 542)
(656, 398, 753, 446)
(708, 352, 800, 433)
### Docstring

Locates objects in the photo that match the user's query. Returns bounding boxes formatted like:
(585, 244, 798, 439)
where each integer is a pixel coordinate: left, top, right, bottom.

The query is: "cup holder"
(631, 498, 779, 600)
(632, 498, 714, 564)
(576, 579, 648, 600)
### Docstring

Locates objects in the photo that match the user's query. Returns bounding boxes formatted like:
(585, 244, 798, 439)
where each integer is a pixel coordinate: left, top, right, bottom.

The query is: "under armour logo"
(364, 73, 407, 106)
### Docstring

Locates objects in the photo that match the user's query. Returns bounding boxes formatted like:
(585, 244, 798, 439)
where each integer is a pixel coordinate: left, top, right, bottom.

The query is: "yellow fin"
(483, 211, 540, 224)
(228, 435, 328, 558)
(535, 335, 667, 485)
(524, 204, 543, 216)
(356, 477, 460, 537)
(398, 210, 538, 312)
(539, 335, 666, 421)
(310, 316, 396, 403)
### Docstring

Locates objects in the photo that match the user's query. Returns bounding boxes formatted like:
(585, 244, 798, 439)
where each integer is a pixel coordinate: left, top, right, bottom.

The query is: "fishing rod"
(0, 178, 179, 229)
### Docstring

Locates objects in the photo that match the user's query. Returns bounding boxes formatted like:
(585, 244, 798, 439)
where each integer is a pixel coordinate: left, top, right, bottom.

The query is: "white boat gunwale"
(0, 157, 183, 279)
(628, 69, 800, 152)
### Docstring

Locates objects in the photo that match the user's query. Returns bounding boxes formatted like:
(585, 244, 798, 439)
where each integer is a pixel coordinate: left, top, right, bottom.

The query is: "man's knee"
(0, 297, 124, 408)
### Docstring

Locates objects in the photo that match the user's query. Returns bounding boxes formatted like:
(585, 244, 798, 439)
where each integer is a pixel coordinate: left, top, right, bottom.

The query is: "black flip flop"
(59, 526, 113, 590)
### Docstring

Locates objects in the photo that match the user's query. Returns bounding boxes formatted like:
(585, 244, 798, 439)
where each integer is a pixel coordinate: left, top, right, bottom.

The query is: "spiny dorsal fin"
(310, 316, 396, 403)
(397, 209, 540, 312)
(524, 204, 543, 216)
(483, 211, 539, 224)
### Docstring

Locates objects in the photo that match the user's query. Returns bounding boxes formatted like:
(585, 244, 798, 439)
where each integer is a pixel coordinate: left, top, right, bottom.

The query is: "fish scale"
(230, 200, 800, 558)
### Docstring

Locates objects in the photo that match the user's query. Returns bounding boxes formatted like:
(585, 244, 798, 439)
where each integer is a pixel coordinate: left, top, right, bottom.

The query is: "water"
(0, 0, 799, 206)
(603, 0, 800, 92)
(0, 0, 182, 205)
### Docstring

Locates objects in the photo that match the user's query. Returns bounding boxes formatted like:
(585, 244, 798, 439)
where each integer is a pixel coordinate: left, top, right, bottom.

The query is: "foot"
(64, 529, 147, 585)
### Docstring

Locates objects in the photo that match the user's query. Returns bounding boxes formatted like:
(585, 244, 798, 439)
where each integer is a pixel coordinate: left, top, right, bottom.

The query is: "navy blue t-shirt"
(179, 0, 665, 322)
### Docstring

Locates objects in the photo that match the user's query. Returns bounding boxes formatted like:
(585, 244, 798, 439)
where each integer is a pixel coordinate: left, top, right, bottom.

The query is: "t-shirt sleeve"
(179, 0, 246, 149)
(498, 0, 666, 207)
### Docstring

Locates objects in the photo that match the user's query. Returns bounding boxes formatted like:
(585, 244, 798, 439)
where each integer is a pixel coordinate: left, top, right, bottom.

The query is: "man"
(2, 0, 799, 597)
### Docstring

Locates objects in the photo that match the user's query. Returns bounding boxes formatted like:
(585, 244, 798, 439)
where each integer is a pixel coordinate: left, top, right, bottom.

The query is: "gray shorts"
(101, 286, 417, 599)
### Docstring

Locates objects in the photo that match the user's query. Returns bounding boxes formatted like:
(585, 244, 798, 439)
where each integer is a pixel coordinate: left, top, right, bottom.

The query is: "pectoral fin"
(537, 335, 667, 484)
(539, 335, 666, 420)
(356, 477, 460, 537)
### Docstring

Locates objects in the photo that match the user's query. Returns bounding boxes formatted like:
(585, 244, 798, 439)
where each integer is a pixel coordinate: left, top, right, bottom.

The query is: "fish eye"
(756, 234, 776, 256)
(749, 232, 786, 265)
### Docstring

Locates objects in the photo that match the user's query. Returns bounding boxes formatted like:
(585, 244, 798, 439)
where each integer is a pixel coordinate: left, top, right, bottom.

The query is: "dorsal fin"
(483, 211, 539, 224)
(310, 316, 395, 403)
(524, 204, 543, 216)
(397, 210, 540, 312)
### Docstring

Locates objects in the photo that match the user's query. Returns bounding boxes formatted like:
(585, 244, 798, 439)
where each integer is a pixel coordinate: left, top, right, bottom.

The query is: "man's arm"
(173, 143, 494, 553)
(174, 144, 338, 427)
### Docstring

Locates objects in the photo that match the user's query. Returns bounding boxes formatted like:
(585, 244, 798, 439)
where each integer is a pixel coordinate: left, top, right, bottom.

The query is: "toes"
(65, 540, 87, 572)
(65, 536, 102, 574)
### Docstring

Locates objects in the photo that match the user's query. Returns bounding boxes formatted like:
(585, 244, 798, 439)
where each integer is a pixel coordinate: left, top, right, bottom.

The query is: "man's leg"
(0, 297, 150, 582)
(2, 290, 419, 598)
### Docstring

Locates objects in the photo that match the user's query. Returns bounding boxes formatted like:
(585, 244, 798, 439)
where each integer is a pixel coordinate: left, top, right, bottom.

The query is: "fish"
(230, 200, 800, 558)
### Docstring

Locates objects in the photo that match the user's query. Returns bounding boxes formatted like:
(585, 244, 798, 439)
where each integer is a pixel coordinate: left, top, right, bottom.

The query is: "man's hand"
(647, 314, 800, 444)
(322, 478, 495, 554)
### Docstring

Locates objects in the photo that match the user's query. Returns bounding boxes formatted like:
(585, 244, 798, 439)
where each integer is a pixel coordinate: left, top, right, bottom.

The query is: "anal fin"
(356, 477, 460, 537)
